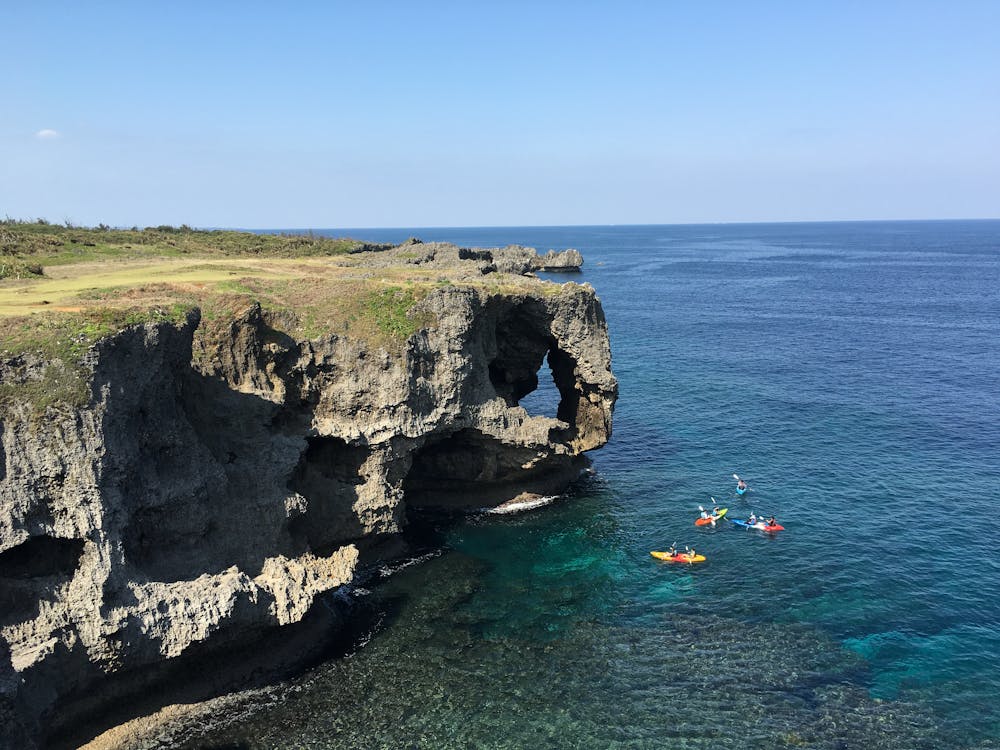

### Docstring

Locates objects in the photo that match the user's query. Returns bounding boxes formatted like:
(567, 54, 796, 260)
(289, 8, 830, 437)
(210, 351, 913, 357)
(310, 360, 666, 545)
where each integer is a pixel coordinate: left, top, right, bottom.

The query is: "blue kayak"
(732, 519, 784, 532)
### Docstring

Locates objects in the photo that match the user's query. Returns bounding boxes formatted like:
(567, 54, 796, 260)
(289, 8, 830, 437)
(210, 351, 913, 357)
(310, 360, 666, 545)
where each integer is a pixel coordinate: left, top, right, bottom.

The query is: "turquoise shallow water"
(180, 221, 1000, 749)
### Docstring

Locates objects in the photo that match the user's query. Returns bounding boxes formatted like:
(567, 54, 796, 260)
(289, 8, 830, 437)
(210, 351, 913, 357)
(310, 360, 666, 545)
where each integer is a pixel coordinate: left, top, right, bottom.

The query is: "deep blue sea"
(186, 221, 1000, 749)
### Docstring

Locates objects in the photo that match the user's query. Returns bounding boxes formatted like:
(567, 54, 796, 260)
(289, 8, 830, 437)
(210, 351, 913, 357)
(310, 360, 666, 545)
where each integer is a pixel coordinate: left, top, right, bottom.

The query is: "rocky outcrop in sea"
(0, 244, 616, 747)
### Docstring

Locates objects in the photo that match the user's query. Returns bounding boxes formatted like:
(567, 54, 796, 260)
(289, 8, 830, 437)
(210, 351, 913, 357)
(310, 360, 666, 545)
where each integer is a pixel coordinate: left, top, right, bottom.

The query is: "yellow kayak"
(650, 551, 706, 563)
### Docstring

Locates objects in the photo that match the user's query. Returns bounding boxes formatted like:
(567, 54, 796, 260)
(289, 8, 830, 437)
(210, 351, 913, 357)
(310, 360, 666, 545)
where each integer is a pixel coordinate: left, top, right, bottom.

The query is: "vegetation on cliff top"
(0, 304, 194, 411)
(0, 219, 362, 275)
(0, 220, 577, 411)
(0, 278, 439, 410)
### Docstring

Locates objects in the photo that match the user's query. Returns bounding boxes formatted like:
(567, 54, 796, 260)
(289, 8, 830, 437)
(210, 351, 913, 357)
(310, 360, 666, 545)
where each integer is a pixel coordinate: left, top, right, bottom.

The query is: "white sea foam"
(486, 494, 560, 515)
(376, 549, 442, 577)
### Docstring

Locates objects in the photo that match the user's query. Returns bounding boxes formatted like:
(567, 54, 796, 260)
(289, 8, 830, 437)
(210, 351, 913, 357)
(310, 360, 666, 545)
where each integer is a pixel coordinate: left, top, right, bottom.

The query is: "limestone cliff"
(0, 250, 616, 747)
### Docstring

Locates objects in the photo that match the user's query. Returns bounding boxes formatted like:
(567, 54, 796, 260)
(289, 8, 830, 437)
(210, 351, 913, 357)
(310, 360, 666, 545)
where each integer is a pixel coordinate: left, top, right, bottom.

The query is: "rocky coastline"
(0, 242, 615, 748)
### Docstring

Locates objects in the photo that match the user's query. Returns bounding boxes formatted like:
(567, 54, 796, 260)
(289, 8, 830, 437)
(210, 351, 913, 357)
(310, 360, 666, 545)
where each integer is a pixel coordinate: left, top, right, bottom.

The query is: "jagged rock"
(341, 241, 582, 275)
(534, 248, 583, 271)
(254, 548, 359, 626)
(0, 250, 616, 746)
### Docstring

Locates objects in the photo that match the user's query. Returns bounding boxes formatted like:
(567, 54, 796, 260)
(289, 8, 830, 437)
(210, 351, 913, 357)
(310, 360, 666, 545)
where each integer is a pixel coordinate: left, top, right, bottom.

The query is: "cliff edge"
(0, 238, 616, 747)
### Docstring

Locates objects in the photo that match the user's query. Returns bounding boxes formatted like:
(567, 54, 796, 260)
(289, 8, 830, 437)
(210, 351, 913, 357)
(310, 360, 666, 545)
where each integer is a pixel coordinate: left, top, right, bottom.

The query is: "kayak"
(732, 519, 783, 532)
(650, 551, 706, 563)
(731, 519, 784, 533)
(695, 508, 728, 526)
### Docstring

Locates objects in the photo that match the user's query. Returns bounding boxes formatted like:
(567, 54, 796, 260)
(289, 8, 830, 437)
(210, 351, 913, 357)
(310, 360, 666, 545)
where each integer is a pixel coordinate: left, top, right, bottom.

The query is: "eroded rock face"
(0, 271, 616, 746)
(340, 240, 583, 275)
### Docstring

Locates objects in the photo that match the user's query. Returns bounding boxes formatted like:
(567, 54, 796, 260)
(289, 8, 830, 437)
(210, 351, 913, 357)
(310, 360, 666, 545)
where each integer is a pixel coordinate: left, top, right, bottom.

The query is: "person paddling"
(737, 478, 747, 492)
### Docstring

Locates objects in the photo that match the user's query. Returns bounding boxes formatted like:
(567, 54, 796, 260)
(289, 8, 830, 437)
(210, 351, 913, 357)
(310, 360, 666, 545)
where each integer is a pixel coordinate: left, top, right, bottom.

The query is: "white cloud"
(35, 129, 60, 139)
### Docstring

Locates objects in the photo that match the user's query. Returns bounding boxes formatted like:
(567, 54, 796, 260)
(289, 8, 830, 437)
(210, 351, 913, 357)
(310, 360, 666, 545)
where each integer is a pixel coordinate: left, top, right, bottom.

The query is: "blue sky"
(2, 1, 998, 228)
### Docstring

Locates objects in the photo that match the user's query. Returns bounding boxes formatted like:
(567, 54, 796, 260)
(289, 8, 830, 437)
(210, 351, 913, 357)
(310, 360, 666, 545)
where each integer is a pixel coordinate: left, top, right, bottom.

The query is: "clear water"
(176, 221, 1000, 749)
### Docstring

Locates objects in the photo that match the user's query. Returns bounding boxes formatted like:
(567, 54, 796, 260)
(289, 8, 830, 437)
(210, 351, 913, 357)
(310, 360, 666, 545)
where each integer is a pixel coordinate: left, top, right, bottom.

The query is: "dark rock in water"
(0, 245, 616, 746)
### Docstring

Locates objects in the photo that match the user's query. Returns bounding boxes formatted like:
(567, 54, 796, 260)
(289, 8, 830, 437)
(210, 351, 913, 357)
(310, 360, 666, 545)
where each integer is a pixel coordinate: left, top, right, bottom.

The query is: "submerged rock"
(0, 246, 616, 747)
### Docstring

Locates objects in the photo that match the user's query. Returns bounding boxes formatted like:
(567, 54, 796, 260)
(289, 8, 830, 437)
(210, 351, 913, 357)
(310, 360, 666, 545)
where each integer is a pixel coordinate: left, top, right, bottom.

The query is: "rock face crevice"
(0, 265, 616, 747)
(288, 436, 372, 553)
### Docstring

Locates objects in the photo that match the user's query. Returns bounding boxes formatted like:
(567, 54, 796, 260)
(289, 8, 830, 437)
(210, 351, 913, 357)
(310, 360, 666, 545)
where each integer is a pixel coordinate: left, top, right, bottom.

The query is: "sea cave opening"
(488, 343, 581, 434)
(486, 307, 580, 430)
(517, 351, 562, 420)
(402, 427, 563, 511)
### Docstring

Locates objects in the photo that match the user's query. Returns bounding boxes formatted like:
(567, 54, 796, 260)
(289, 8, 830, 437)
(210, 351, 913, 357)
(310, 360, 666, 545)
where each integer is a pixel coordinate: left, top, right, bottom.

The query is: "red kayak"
(695, 508, 728, 526)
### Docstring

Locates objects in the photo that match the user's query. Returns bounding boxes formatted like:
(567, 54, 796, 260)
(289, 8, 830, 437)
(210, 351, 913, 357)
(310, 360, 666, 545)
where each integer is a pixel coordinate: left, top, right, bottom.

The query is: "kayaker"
(766, 516, 776, 527)
(748, 512, 757, 525)
(737, 478, 747, 491)
(712, 506, 720, 516)
(668, 543, 677, 557)
(699, 507, 710, 519)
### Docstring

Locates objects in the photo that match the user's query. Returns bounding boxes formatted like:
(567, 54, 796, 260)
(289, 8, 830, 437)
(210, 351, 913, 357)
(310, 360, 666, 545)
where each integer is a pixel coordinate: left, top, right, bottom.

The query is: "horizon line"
(8, 216, 998, 233)
(239, 216, 1000, 233)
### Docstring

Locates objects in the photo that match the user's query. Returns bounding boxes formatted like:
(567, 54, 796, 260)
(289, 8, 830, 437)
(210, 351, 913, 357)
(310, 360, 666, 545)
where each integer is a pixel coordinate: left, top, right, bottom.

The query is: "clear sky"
(2, 1, 998, 228)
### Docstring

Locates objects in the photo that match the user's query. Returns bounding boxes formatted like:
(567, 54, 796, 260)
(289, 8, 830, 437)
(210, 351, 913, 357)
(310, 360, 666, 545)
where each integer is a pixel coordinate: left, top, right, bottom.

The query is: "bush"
(0, 260, 44, 279)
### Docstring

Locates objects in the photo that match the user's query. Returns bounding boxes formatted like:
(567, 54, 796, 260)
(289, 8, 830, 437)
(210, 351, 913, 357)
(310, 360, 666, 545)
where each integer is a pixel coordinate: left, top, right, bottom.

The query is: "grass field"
(0, 258, 291, 315)
(0, 220, 364, 274)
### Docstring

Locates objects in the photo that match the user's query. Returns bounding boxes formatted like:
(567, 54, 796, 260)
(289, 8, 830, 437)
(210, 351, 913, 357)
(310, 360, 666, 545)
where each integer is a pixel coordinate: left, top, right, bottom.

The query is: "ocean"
(177, 221, 1000, 749)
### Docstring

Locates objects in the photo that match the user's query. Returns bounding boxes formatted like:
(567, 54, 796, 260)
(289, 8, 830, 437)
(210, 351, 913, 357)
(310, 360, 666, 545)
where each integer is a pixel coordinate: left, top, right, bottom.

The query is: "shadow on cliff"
(0, 537, 86, 625)
(96, 321, 376, 590)
(32, 321, 392, 747)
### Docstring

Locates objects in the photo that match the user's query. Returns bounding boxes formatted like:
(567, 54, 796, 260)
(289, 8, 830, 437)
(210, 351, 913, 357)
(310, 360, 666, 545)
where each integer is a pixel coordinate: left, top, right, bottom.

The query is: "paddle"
(697, 503, 722, 526)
